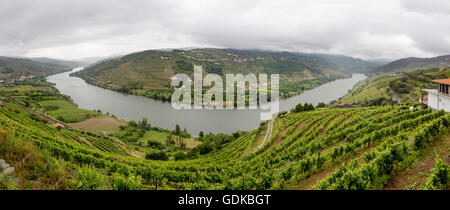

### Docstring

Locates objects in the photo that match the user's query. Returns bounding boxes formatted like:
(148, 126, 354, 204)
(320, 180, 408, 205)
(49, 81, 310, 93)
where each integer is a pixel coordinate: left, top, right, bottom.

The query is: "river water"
(47, 68, 366, 134)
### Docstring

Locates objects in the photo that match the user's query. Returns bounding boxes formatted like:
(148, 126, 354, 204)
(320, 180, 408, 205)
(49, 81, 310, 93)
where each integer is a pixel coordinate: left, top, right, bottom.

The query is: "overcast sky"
(0, 0, 449, 60)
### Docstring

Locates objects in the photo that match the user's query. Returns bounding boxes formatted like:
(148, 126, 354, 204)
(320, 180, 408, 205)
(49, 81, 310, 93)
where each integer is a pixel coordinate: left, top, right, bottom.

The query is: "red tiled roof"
(432, 78, 450, 85)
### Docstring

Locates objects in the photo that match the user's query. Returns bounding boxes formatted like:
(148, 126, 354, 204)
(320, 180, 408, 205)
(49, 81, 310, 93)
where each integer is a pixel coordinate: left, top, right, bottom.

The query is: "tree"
(293, 103, 303, 112)
(317, 102, 326, 108)
(199, 131, 204, 138)
(174, 152, 187, 161)
(197, 143, 214, 155)
(145, 151, 169, 160)
(139, 117, 150, 129)
(147, 140, 164, 149)
(129, 121, 138, 127)
(175, 124, 181, 135)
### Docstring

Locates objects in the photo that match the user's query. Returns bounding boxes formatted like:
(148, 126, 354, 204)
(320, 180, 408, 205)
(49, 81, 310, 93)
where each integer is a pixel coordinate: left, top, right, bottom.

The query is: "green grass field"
(138, 130, 169, 144)
(39, 100, 101, 123)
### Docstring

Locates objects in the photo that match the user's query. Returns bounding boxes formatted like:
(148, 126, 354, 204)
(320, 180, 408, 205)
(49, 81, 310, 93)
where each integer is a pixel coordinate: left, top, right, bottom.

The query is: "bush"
(147, 140, 164, 149)
(197, 143, 214, 155)
(57, 116, 65, 122)
(76, 166, 105, 190)
(109, 173, 142, 190)
(174, 152, 187, 161)
(423, 158, 449, 190)
(145, 151, 169, 161)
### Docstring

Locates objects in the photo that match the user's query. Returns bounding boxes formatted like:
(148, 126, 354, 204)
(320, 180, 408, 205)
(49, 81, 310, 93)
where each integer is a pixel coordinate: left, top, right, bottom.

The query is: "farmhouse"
(422, 78, 450, 112)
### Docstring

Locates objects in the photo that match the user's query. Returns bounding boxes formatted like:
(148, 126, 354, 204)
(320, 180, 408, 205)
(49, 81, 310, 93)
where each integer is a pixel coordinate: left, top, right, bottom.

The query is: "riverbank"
(48, 69, 366, 134)
(70, 70, 350, 102)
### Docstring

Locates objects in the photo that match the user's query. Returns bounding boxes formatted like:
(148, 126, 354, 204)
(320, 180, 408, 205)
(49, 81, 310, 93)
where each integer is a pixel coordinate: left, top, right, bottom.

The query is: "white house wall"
(427, 91, 450, 112)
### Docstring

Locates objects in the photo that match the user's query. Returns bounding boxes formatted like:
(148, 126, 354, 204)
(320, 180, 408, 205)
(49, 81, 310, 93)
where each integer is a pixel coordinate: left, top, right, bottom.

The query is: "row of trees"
(291, 102, 315, 113)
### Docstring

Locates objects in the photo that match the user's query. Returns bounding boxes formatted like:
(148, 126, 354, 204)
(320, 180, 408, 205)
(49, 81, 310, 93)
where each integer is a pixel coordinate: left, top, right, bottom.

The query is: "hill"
(339, 68, 450, 106)
(1, 83, 449, 189)
(0, 56, 72, 80)
(372, 55, 450, 74)
(71, 48, 376, 100)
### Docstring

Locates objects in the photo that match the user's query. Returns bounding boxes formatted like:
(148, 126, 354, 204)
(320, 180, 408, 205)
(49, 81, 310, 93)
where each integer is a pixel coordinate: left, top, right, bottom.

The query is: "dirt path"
(79, 137, 100, 150)
(258, 120, 273, 150)
(294, 166, 338, 190)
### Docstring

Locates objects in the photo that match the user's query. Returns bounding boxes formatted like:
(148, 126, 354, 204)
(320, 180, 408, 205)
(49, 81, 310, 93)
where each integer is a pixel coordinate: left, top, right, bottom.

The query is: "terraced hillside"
(71, 49, 375, 100)
(339, 68, 450, 106)
(1, 99, 448, 190)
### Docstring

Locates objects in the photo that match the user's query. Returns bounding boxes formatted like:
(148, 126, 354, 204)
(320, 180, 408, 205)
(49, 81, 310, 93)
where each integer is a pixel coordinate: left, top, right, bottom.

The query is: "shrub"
(147, 140, 164, 149)
(174, 152, 187, 161)
(197, 143, 214, 155)
(423, 158, 449, 190)
(109, 173, 142, 190)
(76, 166, 105, 190)
(145, 151, 169, 161)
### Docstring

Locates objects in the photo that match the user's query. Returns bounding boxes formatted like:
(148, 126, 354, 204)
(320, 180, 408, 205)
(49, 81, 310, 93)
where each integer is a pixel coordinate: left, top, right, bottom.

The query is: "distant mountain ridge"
(372, 55, 450, 74)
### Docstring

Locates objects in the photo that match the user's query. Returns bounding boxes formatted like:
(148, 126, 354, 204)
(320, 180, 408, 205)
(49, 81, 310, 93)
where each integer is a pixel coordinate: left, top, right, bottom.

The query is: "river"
(47, 68, 366, 134)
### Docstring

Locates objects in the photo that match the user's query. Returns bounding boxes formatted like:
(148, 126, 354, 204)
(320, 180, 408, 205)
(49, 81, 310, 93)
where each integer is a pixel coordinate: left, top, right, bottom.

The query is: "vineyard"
(0, 99, 449, 190)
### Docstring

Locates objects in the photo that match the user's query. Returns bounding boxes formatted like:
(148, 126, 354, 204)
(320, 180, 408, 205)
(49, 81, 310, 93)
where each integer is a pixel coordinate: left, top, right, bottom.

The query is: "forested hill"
(372, 55, 450, 74)
(71, 48, 376, 99)
(0, 56, 73, 80)
(75, 48, 375, 80)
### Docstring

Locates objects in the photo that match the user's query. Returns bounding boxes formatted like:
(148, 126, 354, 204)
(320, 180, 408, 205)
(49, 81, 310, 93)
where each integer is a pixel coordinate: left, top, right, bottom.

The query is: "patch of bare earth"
(185, 138, 201, 149)
(295, 166, 339, 190)
(384, 134, 450, 190)
(302, 69, 314, 78)
(125, 147, 145, 158)
(70, 117, 126, 134)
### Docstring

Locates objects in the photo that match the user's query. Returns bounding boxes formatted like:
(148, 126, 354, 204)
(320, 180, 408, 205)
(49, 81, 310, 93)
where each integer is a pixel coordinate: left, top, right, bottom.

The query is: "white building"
(422, 79, 450, 112)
